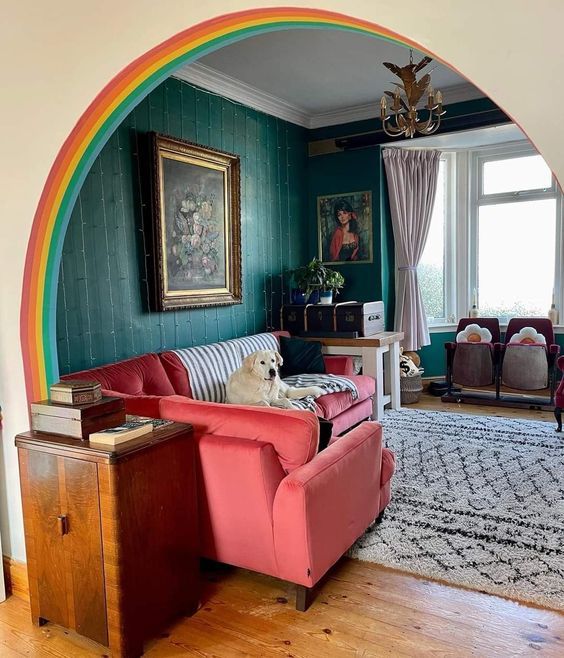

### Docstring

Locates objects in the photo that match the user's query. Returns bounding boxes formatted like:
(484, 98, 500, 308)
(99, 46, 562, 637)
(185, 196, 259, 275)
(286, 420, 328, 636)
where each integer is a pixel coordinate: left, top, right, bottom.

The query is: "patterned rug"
(349, 409, 564, 610)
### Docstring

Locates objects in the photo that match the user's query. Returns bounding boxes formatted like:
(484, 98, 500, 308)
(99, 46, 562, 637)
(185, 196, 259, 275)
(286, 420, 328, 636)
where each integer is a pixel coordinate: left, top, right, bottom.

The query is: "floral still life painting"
(317, 191, 373, 264)
(151, 133, 241, 310)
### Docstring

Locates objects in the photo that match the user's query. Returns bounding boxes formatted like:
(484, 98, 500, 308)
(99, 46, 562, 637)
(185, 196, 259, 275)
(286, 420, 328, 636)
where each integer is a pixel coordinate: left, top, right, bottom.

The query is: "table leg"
(363, 346, 384, 420)
(388, 339, 402, 410)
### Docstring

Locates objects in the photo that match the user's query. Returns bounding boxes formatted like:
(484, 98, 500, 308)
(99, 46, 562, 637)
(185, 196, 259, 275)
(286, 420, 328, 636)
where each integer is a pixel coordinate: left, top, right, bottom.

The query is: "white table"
(301, 332, 404, 421)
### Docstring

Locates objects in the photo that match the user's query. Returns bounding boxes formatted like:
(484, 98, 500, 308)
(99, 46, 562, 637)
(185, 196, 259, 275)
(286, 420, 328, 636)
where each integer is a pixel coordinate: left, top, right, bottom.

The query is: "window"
(418, 154, 455, 325)
(418, 140, 562, 327)
(470, 145, 561, 322)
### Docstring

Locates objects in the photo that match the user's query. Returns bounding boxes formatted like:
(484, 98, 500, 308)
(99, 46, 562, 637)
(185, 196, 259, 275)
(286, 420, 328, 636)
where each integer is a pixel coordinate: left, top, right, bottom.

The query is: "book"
(89, 420, 154, 446)
(50, 380, 102, 405)
(126, 415, 174, 430)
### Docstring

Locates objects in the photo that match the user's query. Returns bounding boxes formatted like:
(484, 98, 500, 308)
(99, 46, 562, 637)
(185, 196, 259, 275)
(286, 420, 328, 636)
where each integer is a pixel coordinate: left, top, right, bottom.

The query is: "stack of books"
(30, 397, 126, 440)
(50, 380, 102, 405)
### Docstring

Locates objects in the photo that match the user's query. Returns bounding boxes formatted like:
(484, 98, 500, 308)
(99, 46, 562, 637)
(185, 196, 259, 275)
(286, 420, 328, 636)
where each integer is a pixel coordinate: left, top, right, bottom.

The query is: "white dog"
(226, 349, 325, 409)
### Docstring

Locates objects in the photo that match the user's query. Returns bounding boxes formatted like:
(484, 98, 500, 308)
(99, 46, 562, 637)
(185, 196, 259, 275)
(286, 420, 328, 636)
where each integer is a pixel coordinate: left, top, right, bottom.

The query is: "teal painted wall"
(306, 146, 395, 328)
(57, 79, 308, 374)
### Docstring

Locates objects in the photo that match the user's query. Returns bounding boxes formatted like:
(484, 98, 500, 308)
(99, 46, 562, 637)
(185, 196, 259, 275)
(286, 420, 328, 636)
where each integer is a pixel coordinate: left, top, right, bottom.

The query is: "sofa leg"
(296, 584, 316, 612)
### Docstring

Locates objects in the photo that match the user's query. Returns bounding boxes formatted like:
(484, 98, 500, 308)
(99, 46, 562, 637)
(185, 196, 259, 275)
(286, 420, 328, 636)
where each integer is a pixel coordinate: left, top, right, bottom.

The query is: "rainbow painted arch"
(20, 7, 450, 402)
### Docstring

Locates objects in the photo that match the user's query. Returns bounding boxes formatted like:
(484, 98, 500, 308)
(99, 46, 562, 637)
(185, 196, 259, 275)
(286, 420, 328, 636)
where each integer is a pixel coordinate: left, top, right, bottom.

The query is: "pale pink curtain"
(383, 148, 441, 351)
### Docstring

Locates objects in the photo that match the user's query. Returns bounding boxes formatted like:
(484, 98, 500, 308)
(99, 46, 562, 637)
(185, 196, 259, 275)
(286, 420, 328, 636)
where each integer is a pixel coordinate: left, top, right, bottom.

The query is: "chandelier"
(380, 50, 445, 138)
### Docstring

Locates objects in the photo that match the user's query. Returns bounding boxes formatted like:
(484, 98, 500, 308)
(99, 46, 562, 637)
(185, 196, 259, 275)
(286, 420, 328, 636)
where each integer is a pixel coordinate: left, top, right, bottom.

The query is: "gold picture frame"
(150, 133, 242, 310)
(317, 191, 373, 264)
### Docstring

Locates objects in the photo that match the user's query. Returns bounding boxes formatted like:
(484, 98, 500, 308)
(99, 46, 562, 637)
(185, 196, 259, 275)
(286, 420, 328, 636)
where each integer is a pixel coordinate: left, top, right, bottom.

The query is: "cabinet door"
(22, 450, 69, 628)
(21, 451, 108, 646)
(62, 457, 108, 646)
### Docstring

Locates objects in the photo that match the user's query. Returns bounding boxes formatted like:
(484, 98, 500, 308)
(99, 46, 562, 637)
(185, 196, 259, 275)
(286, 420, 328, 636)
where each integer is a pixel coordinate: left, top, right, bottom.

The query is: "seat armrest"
(160, 395, 319, 472)
(273, 422, 389, 586)
(548, 344, 560, 368)
(323, 355, 354, 376)
(558, 355, 564, 372)
(101, 389, 163, 418)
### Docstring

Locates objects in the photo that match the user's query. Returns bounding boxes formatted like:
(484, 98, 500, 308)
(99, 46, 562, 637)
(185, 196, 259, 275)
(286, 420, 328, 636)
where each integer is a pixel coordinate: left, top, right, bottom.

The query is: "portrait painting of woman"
(317, 191, 372, 264)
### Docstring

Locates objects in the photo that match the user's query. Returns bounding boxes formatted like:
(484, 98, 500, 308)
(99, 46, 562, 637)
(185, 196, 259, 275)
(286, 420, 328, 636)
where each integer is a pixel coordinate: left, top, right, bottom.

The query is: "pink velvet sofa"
(62, 332, 395, 608)
(63, 331, 376, 436)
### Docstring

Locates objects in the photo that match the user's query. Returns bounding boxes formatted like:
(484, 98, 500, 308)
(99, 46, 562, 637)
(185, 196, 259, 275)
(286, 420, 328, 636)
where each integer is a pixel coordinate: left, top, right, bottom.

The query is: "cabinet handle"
(57, 514, 68, 536)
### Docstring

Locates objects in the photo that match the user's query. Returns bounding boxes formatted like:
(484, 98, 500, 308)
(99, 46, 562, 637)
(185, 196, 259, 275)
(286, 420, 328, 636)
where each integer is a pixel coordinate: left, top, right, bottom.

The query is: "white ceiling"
(174, 29, 484, 129)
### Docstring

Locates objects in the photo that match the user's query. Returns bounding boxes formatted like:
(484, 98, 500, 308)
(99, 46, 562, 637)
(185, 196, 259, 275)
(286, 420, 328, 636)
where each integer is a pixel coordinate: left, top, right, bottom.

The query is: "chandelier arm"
(382, 118, 406, 137)
(415, 109, 442, 135)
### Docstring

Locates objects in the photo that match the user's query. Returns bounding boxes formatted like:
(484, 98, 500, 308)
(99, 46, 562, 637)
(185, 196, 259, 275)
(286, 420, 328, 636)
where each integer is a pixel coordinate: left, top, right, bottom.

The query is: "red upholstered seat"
(61, 353, 175, 396)
(314, 374, 375, 420)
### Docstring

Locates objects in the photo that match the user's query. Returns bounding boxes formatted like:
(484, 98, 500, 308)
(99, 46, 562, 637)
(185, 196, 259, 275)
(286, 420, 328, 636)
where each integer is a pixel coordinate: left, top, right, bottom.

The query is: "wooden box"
(335, 301, 385, 337)
(30, 397, 126, 440)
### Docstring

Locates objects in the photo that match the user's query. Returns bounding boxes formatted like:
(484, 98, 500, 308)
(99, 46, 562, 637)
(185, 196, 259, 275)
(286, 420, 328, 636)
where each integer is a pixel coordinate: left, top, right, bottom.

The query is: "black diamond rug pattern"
(349, 409, 564, 610)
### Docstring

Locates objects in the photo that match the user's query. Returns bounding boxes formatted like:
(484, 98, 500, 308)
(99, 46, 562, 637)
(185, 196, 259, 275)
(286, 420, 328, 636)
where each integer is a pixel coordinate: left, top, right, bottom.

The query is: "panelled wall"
(57, 79, 308, 374)
(57, 84, 524, 377)
(307, 145, 395, 328)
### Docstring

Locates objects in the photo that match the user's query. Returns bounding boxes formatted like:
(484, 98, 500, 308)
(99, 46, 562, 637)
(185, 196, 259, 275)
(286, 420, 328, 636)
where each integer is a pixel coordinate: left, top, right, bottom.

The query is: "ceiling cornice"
(173, 62, 485, 130)
(173, 62, 310, 127)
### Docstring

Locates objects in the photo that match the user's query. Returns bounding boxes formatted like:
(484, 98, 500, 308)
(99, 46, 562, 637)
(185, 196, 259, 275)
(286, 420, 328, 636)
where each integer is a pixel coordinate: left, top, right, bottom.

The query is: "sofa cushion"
(173, 341, 241, 403)
(279, 336, 326, 378)
(61, 353, 176, 396)
(226, 333, 279, 359)
(314, 375, 375, 420)
(159, 351, 193, 397)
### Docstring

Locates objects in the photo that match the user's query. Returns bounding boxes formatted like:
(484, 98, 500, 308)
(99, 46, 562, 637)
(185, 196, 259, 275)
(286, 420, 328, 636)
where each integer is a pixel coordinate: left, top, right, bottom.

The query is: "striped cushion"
(173, 341, 241, 403)
(227, 333, 279, 360)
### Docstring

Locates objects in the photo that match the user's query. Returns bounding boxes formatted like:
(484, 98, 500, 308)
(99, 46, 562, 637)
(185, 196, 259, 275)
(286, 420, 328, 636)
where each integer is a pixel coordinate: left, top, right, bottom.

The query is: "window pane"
(419, 160, 445, 322)
(478, 199, 556, 319)
(483, 155, 552, 195)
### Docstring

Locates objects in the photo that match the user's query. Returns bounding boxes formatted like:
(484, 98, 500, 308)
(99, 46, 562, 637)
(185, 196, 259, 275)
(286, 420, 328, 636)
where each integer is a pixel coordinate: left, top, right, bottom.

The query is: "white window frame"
(421, 152, 457, 326)
(425, 140, 563, 332)
(468, 142, 563, 321)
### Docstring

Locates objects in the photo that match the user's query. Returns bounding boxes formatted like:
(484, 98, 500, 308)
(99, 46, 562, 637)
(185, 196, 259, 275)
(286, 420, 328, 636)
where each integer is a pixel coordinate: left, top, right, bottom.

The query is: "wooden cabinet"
(16, 423, 199, 657)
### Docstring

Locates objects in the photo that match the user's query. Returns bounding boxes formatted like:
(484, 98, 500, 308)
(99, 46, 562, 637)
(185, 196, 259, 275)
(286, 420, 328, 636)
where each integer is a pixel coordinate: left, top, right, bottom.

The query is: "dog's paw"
(272, 398, 295, 409)
(310, 386, 325, 399)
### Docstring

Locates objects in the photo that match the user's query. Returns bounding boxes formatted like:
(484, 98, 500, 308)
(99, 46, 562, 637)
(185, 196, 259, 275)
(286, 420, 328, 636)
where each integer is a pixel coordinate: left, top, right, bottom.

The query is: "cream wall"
(1, 0, 562, 562)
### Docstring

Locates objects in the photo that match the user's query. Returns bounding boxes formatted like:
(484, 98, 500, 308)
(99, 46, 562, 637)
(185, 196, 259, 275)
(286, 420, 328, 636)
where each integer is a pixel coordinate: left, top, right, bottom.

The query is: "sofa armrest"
(196, 434, 286, 568)
(159, 395, 319, 473)
(101, 389, 163, 418)
(323, 355, 354, 376)
(272, 421, 388, 586)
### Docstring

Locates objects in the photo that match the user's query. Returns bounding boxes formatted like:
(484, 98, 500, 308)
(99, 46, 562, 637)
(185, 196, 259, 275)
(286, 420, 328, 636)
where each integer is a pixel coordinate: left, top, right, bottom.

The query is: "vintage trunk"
(335, 301, 385, 337)
(280, 305, 307, 335)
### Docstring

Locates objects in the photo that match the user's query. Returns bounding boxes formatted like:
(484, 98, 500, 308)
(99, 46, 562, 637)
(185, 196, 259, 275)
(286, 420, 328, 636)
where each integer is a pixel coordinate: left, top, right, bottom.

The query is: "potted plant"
(289, 258, 344, 305)
(320, 269, 345, 305)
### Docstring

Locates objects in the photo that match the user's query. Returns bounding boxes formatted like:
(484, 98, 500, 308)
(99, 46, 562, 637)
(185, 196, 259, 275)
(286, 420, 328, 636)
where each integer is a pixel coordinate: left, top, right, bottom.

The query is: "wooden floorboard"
(0, 559, 562, 657)
(413, 386, 557, 422)
(1, 398, 562, 656)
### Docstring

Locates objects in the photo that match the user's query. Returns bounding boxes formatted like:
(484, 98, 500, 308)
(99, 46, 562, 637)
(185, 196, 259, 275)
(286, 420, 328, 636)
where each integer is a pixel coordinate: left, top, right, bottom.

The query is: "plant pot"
(319, 291, 333, 305)
(291, 289, 307, 305)
(307, 290, 320, 305)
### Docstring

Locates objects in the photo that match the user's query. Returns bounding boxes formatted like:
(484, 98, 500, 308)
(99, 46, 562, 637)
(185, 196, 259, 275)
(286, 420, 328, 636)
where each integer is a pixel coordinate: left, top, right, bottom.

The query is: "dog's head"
(242, 349, 283, 381)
